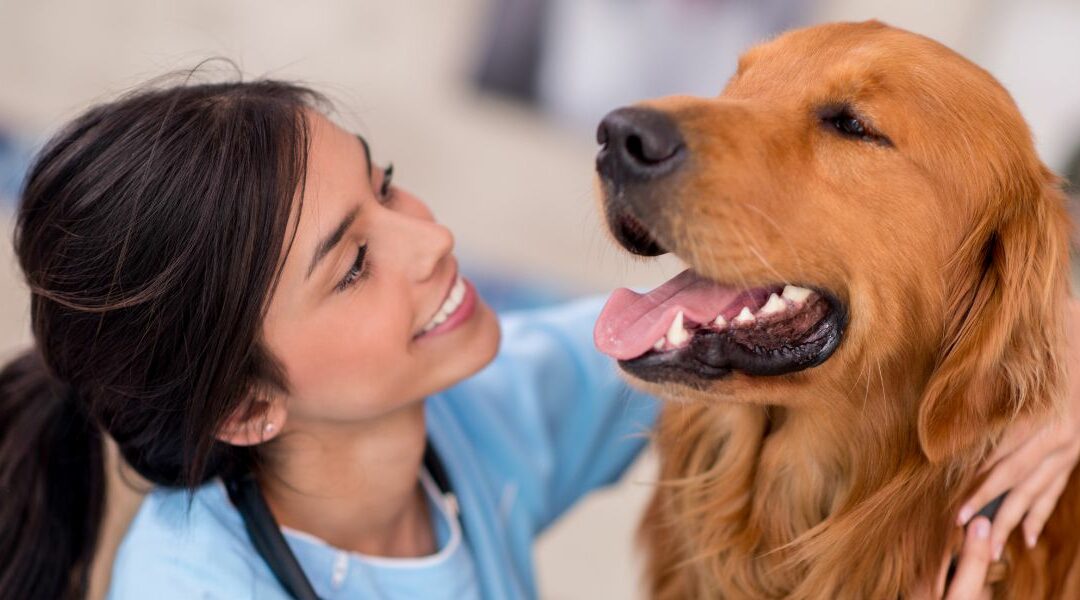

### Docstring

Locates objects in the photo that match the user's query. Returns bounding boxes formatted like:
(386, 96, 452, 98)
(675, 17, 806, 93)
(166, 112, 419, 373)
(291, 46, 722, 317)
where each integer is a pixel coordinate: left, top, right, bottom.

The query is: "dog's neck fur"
(648, 368, 978, 599)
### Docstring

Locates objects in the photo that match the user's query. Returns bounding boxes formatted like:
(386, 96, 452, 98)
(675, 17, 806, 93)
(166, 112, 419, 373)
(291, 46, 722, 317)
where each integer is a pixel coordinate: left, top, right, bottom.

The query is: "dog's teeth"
(733, 306, 755, 324)
(653, 338, 665, 351)
(782, 285, 813, 303)
(713, 314, 727, 328)
(758, 293, 787, 316)
(666, 311, 691, 347)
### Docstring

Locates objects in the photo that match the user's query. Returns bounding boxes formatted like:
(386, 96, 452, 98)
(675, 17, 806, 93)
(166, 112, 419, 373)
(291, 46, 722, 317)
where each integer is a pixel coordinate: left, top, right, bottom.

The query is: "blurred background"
(2, 0, 1080, 598)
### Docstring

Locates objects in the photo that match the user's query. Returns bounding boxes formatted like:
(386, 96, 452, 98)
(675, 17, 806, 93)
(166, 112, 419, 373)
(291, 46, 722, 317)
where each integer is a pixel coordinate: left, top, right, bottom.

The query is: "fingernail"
(958, 506, 974, 525)
(1026, 533, 1037, 548)
(974, 518, 990, 540)
(993, 543, 1003, 560)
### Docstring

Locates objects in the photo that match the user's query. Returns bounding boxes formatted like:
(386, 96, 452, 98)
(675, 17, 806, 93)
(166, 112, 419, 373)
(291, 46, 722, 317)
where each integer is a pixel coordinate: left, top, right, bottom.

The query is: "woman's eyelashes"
(335, 244, 369, 292)
(334, 163, 394, 292)
(379, 163, 395, 202)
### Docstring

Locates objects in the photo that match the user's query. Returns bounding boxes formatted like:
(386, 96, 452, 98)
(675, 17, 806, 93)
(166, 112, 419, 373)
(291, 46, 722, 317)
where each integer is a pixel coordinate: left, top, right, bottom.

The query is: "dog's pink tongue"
(595, 269, 741, 360)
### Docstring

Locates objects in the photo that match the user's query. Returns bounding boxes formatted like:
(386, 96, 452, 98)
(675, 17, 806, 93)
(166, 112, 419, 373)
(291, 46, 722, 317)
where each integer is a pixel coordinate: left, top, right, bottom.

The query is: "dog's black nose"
(596, 107, 685, 183)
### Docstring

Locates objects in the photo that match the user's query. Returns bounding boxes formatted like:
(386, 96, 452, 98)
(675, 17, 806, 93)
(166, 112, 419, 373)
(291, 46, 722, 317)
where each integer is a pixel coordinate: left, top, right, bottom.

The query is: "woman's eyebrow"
(306, 207, 359, 280)
(303, 135, 375, 281)
(356, 134, 373, 179)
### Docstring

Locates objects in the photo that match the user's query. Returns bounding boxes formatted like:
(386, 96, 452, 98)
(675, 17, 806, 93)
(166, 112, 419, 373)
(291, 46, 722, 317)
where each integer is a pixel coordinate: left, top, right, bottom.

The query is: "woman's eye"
(379, 163, 395, 202)
(336, 245, 368, 292)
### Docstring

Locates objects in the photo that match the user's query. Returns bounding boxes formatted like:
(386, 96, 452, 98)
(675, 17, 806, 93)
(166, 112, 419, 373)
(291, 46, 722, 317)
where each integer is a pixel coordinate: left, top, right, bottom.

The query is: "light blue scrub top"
(107, 297, 658, 599)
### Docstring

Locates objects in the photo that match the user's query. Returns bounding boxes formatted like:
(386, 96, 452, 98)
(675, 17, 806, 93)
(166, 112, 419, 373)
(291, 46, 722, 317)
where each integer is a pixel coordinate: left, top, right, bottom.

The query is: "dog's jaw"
(616, 289, 847, 386)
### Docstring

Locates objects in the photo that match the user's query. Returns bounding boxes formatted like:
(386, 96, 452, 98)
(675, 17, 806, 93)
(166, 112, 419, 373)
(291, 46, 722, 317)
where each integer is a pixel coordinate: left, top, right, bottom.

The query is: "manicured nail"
(974, 518, 990, 540)
(958, 506, 974, 525)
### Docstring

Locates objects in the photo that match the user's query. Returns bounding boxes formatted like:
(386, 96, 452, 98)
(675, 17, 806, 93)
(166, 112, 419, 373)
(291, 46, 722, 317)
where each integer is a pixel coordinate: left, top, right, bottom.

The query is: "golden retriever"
(592, 21, 1077, 599)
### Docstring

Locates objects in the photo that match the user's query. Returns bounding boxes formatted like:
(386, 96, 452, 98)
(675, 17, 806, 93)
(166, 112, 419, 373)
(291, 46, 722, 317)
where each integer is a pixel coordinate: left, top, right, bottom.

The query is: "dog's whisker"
(875, 357, 887, 409)
(725, 227, 770, 291)
(861, 359, 872, 414)
(745, 240, 788, 287)
(739, 200, 807, 277)
(696, 213, 754, 293)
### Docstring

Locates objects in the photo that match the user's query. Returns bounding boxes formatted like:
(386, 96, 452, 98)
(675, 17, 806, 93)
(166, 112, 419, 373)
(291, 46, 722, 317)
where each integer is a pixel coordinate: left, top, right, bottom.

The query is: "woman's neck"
(258, 402, 436, 558)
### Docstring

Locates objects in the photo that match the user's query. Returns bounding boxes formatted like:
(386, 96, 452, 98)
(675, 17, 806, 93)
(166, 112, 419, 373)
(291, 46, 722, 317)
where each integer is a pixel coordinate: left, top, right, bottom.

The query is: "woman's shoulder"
(496, 295, 606, 347)
(426, 296, 655, 530)
(470, 295, 611, 386)
(119, 481, 241, 548)
(430, 294, 653, 436)
(107, 482, 283, 599)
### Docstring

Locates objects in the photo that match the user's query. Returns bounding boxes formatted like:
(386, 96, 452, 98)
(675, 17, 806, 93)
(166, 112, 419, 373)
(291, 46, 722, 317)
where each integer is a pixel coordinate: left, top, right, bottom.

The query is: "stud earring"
(264, 422, 276, 434)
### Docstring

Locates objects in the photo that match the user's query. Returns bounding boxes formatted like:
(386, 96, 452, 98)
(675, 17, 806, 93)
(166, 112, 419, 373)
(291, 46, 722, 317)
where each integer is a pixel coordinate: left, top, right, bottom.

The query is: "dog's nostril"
(596, 121, 610, 146)
(626, 135, 646, 162)
(596, 107, 685, 181)
(623, 133, 678, 165)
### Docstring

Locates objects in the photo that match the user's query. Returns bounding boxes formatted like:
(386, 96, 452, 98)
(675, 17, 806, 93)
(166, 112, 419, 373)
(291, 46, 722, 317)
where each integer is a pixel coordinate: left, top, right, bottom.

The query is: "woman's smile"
(414, 273, 479, 340)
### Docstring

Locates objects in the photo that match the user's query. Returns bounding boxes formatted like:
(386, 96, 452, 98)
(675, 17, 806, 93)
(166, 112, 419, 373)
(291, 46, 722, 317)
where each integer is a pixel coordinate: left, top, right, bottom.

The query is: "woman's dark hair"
(0, 78, 323, 599)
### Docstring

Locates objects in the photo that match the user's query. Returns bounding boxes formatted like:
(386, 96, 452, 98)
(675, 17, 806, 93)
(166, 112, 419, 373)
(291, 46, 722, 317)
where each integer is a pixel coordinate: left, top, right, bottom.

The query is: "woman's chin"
(453, 300, 501, 375)
(421, 299, 501, 390)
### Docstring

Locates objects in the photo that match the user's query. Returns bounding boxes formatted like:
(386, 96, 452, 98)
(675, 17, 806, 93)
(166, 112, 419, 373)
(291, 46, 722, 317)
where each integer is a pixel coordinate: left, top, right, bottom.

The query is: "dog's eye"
(819, 105, 892, 147)
(834, 114, 866, 137)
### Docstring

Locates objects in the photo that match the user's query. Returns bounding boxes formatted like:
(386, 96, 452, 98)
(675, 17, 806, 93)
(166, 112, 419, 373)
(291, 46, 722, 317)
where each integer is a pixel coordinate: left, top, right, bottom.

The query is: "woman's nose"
(386, 212, 455, 282)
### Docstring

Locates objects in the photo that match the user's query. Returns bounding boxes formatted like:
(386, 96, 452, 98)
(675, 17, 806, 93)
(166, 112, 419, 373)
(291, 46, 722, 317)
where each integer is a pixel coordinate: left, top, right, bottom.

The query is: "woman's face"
(261, 112, 500, 426)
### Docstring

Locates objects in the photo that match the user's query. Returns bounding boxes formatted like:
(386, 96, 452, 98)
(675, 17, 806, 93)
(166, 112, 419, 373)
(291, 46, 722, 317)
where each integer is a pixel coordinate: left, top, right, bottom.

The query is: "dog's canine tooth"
(734, 306, 756, 324)
(713, 314, 728, 328)
(759, 293, 787, 316)
(666, 311, 691, 346)
(782, 285, 813, 303)
(653, 337, 666, 351)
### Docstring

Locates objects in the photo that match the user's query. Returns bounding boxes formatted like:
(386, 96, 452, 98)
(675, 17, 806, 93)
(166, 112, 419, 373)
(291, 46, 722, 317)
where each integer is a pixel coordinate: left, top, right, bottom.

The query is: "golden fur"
(614, 22, 1077, 598)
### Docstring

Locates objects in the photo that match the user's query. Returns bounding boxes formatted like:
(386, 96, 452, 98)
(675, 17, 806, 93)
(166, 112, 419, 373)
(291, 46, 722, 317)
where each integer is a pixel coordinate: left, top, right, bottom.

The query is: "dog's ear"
(918, 168, 1071, 463)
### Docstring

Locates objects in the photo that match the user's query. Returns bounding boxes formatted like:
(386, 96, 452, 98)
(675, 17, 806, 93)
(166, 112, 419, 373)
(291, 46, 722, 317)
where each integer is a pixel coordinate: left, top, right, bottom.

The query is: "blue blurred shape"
(464, 264, 574, 313)
(0, 130, 34, 207)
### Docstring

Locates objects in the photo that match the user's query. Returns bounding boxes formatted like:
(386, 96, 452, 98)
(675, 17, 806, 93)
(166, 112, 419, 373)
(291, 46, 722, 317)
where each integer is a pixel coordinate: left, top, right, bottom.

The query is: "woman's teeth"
(421, 276, 466, 333)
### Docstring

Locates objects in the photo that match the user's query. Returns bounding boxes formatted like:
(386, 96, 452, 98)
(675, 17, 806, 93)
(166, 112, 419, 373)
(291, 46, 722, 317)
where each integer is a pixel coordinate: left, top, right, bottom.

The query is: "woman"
(0, 79, 1074, 599)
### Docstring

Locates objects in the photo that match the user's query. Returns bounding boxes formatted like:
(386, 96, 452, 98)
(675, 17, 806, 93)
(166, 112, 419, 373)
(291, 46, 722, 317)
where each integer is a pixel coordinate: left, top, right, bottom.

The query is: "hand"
(935, 517, 994, 600)
(957, 299, 1080, 558)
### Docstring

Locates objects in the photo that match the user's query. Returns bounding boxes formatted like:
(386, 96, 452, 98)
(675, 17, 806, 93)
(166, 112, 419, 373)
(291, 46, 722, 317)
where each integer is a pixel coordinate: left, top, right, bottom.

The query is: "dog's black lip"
(618, 290, 847, 385)
(606, 204, 669, 257)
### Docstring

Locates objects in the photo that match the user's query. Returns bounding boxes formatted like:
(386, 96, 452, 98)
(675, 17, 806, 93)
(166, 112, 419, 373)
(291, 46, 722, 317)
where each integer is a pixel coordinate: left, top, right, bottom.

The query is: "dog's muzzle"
(595, 106, 686, 257)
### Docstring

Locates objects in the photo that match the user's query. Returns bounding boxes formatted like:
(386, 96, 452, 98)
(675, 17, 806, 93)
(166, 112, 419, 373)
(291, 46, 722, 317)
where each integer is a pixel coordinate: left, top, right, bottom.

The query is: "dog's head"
(594, 21, 1070, 462)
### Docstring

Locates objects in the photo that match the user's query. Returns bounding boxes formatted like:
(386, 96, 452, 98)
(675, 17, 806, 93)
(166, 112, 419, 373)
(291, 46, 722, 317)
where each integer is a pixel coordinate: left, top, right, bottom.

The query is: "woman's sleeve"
(439, 296, 658, 534)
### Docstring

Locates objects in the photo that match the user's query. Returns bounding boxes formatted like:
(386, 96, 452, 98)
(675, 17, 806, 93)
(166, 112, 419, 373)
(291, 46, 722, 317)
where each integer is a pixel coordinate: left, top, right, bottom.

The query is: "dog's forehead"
(724, 21, 1029, 157)
(730, 21, 964, 101)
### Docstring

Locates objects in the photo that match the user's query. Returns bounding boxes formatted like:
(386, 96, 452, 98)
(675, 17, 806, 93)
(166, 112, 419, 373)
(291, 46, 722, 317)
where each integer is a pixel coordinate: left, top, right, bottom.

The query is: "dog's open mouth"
(595, 216, 846, 385)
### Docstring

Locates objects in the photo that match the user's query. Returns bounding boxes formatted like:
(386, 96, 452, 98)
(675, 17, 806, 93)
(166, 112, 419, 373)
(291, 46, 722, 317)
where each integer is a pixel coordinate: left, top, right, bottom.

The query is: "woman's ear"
(215, 394, 288, 447)
(918, 170, 1071, 463)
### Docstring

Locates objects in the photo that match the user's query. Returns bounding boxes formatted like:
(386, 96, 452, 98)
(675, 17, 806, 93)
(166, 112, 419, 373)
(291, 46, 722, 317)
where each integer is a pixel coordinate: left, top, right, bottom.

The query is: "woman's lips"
(414, 276, 477, 340)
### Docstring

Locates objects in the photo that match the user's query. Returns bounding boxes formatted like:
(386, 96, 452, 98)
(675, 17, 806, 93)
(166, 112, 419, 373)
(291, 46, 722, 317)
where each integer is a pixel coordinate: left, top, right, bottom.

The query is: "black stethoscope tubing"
(224, 442, 455, 600)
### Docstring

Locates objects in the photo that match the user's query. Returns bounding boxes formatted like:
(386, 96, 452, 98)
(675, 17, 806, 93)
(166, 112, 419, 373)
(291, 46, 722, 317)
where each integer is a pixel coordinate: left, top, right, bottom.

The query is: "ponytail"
(0, 349, 106, 600)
